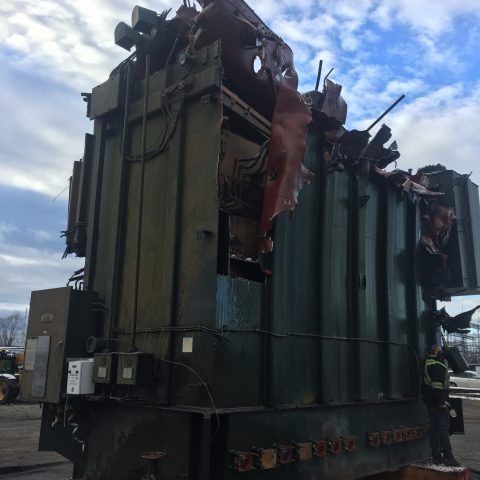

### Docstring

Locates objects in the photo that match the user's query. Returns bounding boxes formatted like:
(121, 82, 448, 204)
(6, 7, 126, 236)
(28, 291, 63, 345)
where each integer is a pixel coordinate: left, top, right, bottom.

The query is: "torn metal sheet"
(374, 168, 445, 198)
(308, 78, 347, 127)
(112, 0, 475, 276)
(116, 0, 365, 257)
(362, 124, 400, 169)
(257, 78, 313, 253)
(434, 306, 480, 334)
(401, 178, 445, 197)
(187, 0, 314, 254)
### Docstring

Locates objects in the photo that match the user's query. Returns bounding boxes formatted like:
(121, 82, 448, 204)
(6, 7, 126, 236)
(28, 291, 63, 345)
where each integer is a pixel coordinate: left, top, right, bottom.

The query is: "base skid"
(38, 398, 431, 480)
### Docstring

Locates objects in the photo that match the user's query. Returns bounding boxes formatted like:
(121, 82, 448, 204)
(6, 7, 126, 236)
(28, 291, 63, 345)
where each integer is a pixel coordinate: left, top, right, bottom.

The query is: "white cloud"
(0, 303, 30, 313)
(26, 229, 57, 242)
(0, 0, 181, 90)
(375, 0, 480, 36)
(0, 242, 83, 310)
(0, 223, 18, 239)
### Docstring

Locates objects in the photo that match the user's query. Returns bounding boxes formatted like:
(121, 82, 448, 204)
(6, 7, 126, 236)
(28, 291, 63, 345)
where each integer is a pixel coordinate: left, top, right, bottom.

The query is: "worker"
(422, 345, 460, 467)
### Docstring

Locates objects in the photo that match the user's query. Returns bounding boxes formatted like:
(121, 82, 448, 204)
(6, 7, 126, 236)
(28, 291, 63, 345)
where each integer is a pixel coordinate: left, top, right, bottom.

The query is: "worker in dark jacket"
(422, 345, 460, 466)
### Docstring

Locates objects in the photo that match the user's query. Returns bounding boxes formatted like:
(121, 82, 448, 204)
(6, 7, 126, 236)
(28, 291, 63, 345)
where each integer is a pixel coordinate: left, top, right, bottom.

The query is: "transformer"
(21, 0, 479, 478)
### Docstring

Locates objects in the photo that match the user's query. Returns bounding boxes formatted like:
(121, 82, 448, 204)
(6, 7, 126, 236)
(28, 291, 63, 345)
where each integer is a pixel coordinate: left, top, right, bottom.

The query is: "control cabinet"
(21, 287, 98, 403)
(67, 359, 95, 395)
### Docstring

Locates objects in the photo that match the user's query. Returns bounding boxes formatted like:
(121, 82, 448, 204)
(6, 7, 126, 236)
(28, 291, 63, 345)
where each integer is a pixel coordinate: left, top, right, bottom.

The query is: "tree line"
(0, 313, 26, 347)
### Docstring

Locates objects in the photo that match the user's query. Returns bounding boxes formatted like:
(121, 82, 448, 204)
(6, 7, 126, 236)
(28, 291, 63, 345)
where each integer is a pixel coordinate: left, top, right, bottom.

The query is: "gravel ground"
(0, 402, 67, 469)
(450, 399, 480, 471)
(0, 400, 478, 478)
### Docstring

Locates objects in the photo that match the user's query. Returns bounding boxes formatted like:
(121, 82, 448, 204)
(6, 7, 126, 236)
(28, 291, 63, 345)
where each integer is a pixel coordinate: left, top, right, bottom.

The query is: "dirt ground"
(0, 402, 66, 469)
(0, 400, 478, 478)
(451, 399, 480, 471)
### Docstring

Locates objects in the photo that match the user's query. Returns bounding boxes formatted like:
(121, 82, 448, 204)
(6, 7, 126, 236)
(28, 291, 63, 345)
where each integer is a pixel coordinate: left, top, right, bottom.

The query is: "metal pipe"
(323, 67, 334, 83)
(107, 62, 134, 347)
(131, 54, 151, 351)
(366, 94, 405, 132)
(314, 59, 323, 91)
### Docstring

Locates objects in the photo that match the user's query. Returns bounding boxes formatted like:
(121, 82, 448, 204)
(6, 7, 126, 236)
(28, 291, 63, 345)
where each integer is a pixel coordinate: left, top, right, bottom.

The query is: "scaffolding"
(446, 315, 480, 366)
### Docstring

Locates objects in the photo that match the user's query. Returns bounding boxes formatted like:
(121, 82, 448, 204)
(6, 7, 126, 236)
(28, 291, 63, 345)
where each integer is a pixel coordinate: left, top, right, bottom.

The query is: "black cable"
(158, 357, 220, 440)
(113, 325, 231, 342)
(131, 54, 151, 351)
(108, 61, 134, 347)
(222, 328, 423, 396)
(115, 323, 423, 395)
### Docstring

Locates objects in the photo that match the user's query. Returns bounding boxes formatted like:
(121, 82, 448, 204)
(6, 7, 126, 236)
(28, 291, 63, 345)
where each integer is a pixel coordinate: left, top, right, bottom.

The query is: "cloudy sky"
(1, 0, 480, 319)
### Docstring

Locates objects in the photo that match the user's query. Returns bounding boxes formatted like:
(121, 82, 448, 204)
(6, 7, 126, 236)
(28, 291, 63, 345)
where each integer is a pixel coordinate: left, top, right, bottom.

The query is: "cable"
(63, 394, 69, 428)
(131, 53, 151, 351)
(158, 357, 220, 440)
(115, 324, 423, 396)
(221, 328, 423, 396)
(112, 325, 231, 342)
(52, 182, 70, 202)
(125, 95, 185, 163)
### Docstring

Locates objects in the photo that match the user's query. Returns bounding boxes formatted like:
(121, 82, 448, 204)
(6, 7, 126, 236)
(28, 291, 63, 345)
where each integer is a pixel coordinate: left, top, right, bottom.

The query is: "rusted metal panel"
(258, 82, 313, 253)
(178, 0, 314, 255)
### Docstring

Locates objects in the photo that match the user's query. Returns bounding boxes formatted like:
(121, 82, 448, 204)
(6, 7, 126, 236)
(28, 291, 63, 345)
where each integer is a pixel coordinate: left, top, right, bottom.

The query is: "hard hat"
(428, 345, 442, 356)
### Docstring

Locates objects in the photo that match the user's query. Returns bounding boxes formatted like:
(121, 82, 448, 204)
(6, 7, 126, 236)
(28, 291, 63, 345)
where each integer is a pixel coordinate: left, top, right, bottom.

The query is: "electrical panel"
(67, 359, 95, 395)
(116, 352, 154, 386)
(93, 352, 118, 384)
(20, 287, 98, 403)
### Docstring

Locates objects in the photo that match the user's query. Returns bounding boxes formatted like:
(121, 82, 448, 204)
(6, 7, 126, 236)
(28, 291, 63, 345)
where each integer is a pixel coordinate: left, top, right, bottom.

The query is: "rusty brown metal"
(191, 0, 290, 118)
(257, 82, 313, 253)
(179, 0, 314, 254)
(254, 448, 277, 470)
(172, 0, 371, 256)
(315, 79, 347, 124)
(293, 442, 314, 462)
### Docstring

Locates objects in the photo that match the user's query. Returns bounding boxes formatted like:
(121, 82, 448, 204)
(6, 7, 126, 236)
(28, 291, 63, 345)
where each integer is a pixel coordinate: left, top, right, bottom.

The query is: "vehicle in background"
(0, 348, 24, 404)
(450, 370, 480, 388)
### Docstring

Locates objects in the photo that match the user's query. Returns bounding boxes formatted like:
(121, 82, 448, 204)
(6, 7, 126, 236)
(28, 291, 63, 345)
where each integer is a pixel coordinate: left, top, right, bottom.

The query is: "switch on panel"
(67, 359, 95, 395)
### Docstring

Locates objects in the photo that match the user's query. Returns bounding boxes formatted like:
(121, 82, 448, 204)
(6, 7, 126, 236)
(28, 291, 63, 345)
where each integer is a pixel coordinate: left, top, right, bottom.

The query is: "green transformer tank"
(20, 0, 480, 478)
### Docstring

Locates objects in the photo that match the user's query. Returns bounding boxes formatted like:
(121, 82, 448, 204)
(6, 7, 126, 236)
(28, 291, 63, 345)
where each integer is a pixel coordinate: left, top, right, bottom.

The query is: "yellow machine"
(0, 348, 24, 404)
